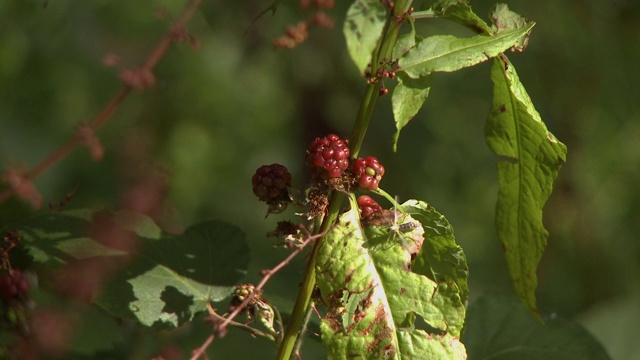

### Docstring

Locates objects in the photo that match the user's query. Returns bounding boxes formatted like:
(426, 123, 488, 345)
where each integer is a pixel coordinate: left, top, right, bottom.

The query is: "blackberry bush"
(305, 134, 350, 179)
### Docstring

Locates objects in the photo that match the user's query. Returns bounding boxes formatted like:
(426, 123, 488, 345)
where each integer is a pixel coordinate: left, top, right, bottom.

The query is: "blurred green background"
(1, 0, 639, 358)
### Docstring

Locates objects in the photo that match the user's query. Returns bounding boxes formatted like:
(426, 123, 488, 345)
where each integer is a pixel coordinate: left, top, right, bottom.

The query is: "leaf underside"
(485, 57, 567, 315)
(316, 197, 468, 359)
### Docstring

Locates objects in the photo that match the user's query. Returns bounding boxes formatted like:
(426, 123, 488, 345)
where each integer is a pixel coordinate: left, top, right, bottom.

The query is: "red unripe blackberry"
(0, 270, 29, 300)
(357, 195, 383, 219)
(252, 164, 292, 203)
(306, 134, 350, 179)
(353, 156, 385, 191)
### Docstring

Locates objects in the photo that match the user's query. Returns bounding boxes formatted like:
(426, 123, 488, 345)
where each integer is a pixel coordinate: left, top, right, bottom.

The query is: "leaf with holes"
(18, 210, 249, 328)
(315, 195, 467, 359)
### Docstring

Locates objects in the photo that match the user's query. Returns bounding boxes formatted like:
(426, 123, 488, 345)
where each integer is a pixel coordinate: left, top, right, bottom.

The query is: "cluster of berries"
(0, 269, 29, 302)
(251, 133, 386, 220)
(304, 134, 385, 192)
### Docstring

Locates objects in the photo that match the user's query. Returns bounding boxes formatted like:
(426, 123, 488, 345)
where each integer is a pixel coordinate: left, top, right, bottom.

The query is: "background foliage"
(1, 0, 639, 358)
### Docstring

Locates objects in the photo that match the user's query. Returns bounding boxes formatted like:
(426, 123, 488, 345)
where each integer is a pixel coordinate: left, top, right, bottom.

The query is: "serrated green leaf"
(343, 0, 387, 74)
(398, 23, 534, 78)
(490, 4, 534, 51)
(316, 196, 466, 359)
(398, 200, 469, 304)
(427, 0, 492, 34)
(485, 58, 567, 315)
(18, 211, 249, 329)
(463, 294, 611, 360)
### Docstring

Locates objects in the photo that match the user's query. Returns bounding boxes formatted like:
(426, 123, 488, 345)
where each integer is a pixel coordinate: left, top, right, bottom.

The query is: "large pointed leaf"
(315, 196, 467, 359)
(343, 0, 387, 74)
(18, 210, 249, 328)
(463, 294, 611, 360)
(398, 23, 534, 79)
(485, 58, 567, 315)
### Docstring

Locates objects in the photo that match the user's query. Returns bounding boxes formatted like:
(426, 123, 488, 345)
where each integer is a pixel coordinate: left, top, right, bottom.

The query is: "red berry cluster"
(306, 134, 350, 179)
(353, 156, 385, 191)
(0, 270, 29, 301)
(357, 195, 383, 219)
(252, 164, 292, 204)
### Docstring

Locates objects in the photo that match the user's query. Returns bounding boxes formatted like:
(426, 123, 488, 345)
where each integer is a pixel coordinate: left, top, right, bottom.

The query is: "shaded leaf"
(100, 220, 249, 328)
(485, 58, 567, 315)
(18, 210, 249, 328)
(343, 0, 387, 74)
(398, 23, 535, 78)
(463, 294, 611, 360)
(18, 210, 127, 266)
(315, 196, 466, 359)
(427, 0, 492, 34)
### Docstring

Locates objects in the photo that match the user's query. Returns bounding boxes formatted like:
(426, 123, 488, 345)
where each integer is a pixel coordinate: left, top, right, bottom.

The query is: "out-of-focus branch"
(0, 0, 202, 207)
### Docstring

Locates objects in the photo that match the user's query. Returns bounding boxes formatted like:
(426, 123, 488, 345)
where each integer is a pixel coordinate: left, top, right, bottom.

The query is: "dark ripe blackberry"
(357, 195, 383, 219)
(353, 156, 385, 191)
(252, 164, 292, 203)
(306, 134, 350, 179)
(0, 269, 29, 300)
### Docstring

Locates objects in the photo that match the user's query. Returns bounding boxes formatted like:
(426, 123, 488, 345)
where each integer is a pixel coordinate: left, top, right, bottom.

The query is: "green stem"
(276, 2, 413, 359)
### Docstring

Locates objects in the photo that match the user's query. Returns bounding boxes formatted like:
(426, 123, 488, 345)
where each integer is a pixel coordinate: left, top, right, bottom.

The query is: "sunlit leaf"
(463, 294, 611, 360)
(343, 0, 387, 74)
(399, 200, 469, 304)
(315, 196, 467, 359)
(391, 73, 432, 152)
(426, 0, 492, 34)
(398, 23, 535, 78)
(490, 4, 534, 51)
(485, 58, 567, 315)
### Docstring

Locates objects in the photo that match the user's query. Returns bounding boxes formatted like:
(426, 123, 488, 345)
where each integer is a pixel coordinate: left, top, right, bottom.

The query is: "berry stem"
(276, 2, 413, 359)
(349, 0, 414, 158)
